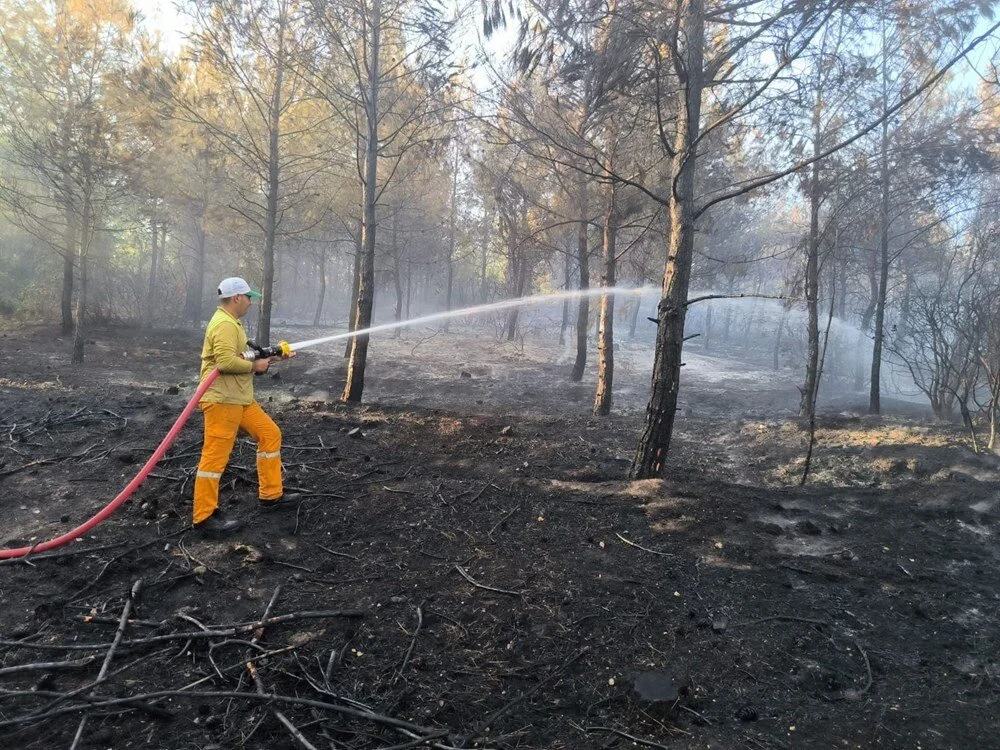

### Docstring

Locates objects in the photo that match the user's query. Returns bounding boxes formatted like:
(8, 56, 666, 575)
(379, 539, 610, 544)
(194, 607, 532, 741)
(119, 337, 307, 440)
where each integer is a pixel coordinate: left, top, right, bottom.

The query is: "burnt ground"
(0, 320, 997, 750)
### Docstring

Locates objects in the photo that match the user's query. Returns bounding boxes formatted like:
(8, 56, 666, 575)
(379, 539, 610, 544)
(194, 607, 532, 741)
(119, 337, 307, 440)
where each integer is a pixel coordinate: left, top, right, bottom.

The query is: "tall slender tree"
(171, 0, 330, 343)
(308, 0, 456, 401)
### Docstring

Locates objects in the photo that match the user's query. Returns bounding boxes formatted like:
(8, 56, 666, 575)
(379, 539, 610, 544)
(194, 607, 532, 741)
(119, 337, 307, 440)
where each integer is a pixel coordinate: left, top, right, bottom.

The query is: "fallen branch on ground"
(0, 655, 97, 676)
(395, 600, 425, 683)
(69, 579, 142, 750)
(616, 532, 674, 557)
(455, 566, 522, 596)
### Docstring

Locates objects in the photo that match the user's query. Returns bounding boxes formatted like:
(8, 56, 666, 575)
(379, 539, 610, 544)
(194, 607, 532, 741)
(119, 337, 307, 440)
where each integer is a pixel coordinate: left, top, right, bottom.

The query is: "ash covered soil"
(0, 321, 998, 749)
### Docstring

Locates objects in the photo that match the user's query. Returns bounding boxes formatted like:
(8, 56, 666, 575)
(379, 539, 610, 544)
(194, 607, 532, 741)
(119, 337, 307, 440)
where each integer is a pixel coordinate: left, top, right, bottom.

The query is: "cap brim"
(246, 290, 262, 298)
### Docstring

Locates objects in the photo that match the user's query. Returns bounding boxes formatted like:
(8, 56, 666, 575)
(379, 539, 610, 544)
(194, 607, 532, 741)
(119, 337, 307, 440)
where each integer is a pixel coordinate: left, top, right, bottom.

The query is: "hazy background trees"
(1, 0, 999, 475)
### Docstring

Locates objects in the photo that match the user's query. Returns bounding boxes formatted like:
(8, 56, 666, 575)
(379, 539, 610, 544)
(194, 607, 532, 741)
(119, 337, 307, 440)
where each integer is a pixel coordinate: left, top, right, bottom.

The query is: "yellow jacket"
(199, 307, 255, 405)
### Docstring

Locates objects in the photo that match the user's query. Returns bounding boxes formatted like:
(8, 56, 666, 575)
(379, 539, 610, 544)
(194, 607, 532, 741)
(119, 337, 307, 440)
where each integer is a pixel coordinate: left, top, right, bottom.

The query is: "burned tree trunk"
(61, 208, 76, 335)
(869, 116, 891, 414)
(628, 293, 641, 340)
(186, 220, 207, 324)
(71, 183, 93, 364)
(444, 149, 458, 332)
(345, 218, 362, 358)
(406, 258, 412, 318)
(774, 307, 789, 371)
(703, 303, 712, 352)
(571, 181, 589, 381)
(342, 0, 380, 402)
(799, 101, 823, 417)
(313, 243, 327, 327)
(505, 258, 528, 341)
(479, 210, 492, 304)
(560, 250, 572, 345)
(594, 179, 618, 416)
(256, 10, 286, 346)
(392, 211, 403, 339)
(631, 0, 704, 479)
(145, 215, 159, 328)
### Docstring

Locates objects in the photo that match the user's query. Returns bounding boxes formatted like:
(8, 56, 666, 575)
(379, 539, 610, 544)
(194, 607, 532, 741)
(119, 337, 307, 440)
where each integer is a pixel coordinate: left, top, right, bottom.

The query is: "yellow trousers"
(193, 401, 283, 523)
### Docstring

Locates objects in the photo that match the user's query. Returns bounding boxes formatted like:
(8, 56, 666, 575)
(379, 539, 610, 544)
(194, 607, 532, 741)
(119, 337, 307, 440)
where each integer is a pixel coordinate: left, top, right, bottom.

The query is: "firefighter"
(192, 277, 297, 535)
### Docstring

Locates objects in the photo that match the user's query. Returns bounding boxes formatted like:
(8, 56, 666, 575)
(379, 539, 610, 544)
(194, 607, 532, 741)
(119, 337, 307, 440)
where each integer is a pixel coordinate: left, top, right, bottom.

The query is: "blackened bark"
(571, 182, 589, 381)
(800, 108, 823, 417)
(343, 0, 381, 402)
(444, 150, 458, 332)
(392, 211, 403, 338)
(594, 181, 618, 416)
(71, 185, 92, 364)
(313, 243, 327, 327)
(560, 251, 572, 345)
(869, 116, 890, 415)
(631, 0, 704, 479)
(345, 219, 362, 358)
(61, 204, 76, 335)
(186, 221, 207, 324)
(145, 216, 159, 328)
(256, 12, 286, 346)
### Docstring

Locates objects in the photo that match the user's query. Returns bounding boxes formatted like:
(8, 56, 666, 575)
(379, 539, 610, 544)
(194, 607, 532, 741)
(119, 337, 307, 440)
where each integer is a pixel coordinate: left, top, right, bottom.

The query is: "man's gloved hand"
(246, 340, 269, 375)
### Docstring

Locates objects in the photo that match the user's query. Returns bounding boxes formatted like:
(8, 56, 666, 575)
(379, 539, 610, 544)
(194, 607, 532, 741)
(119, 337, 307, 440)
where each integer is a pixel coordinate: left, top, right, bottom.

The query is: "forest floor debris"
(0, 323, 997, 748)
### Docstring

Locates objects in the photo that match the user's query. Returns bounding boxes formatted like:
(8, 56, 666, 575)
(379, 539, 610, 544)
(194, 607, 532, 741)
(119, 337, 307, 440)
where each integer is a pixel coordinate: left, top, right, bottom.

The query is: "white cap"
(218, 277, 261, 298)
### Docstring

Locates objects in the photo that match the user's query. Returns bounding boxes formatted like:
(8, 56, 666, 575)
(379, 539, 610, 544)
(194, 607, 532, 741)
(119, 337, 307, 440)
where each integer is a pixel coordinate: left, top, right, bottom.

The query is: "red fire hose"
(0, 369, 221, 560)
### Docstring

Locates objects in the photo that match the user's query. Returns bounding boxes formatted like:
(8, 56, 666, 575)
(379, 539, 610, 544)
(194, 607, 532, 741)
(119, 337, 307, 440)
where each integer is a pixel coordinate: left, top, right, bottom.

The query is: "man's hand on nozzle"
(252, 358, 271, 374)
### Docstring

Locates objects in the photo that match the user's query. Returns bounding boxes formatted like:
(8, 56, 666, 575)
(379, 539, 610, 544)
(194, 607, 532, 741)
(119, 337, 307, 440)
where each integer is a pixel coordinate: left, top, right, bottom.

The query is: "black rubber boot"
(258, 493, 303, 511)
(193, 509, 242, 535)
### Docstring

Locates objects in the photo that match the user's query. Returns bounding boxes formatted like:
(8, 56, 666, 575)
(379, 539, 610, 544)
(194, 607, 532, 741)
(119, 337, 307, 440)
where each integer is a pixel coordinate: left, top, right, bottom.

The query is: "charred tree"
(630, 0, 705, 478)
(594, 177, 618, 416)
(342, 0, 381, 402)
(570, 181, 589, 381)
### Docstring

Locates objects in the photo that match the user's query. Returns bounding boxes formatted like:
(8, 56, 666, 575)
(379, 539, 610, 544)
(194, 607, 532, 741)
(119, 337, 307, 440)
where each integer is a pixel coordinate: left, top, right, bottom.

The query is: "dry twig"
(454, 565, 522, 596)
(395, 600, 425, 683)
(68, 579, 142, 750)
(616, 532, 674, 557)
(0, 655, 97, 676)
(244, 586, 320, 750)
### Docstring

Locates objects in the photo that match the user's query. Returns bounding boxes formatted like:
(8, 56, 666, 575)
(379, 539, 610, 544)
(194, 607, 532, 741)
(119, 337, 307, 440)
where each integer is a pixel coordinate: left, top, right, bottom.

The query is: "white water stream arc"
(287, 286, 660, 352)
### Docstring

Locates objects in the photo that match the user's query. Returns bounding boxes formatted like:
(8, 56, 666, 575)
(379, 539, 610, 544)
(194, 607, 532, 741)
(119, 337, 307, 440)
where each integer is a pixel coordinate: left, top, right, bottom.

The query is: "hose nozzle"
(242, 340, 293, 360)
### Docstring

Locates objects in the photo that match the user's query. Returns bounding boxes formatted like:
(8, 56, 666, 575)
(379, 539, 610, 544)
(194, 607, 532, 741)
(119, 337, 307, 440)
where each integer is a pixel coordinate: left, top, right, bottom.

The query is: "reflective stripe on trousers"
(193, 401, 283, 523)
